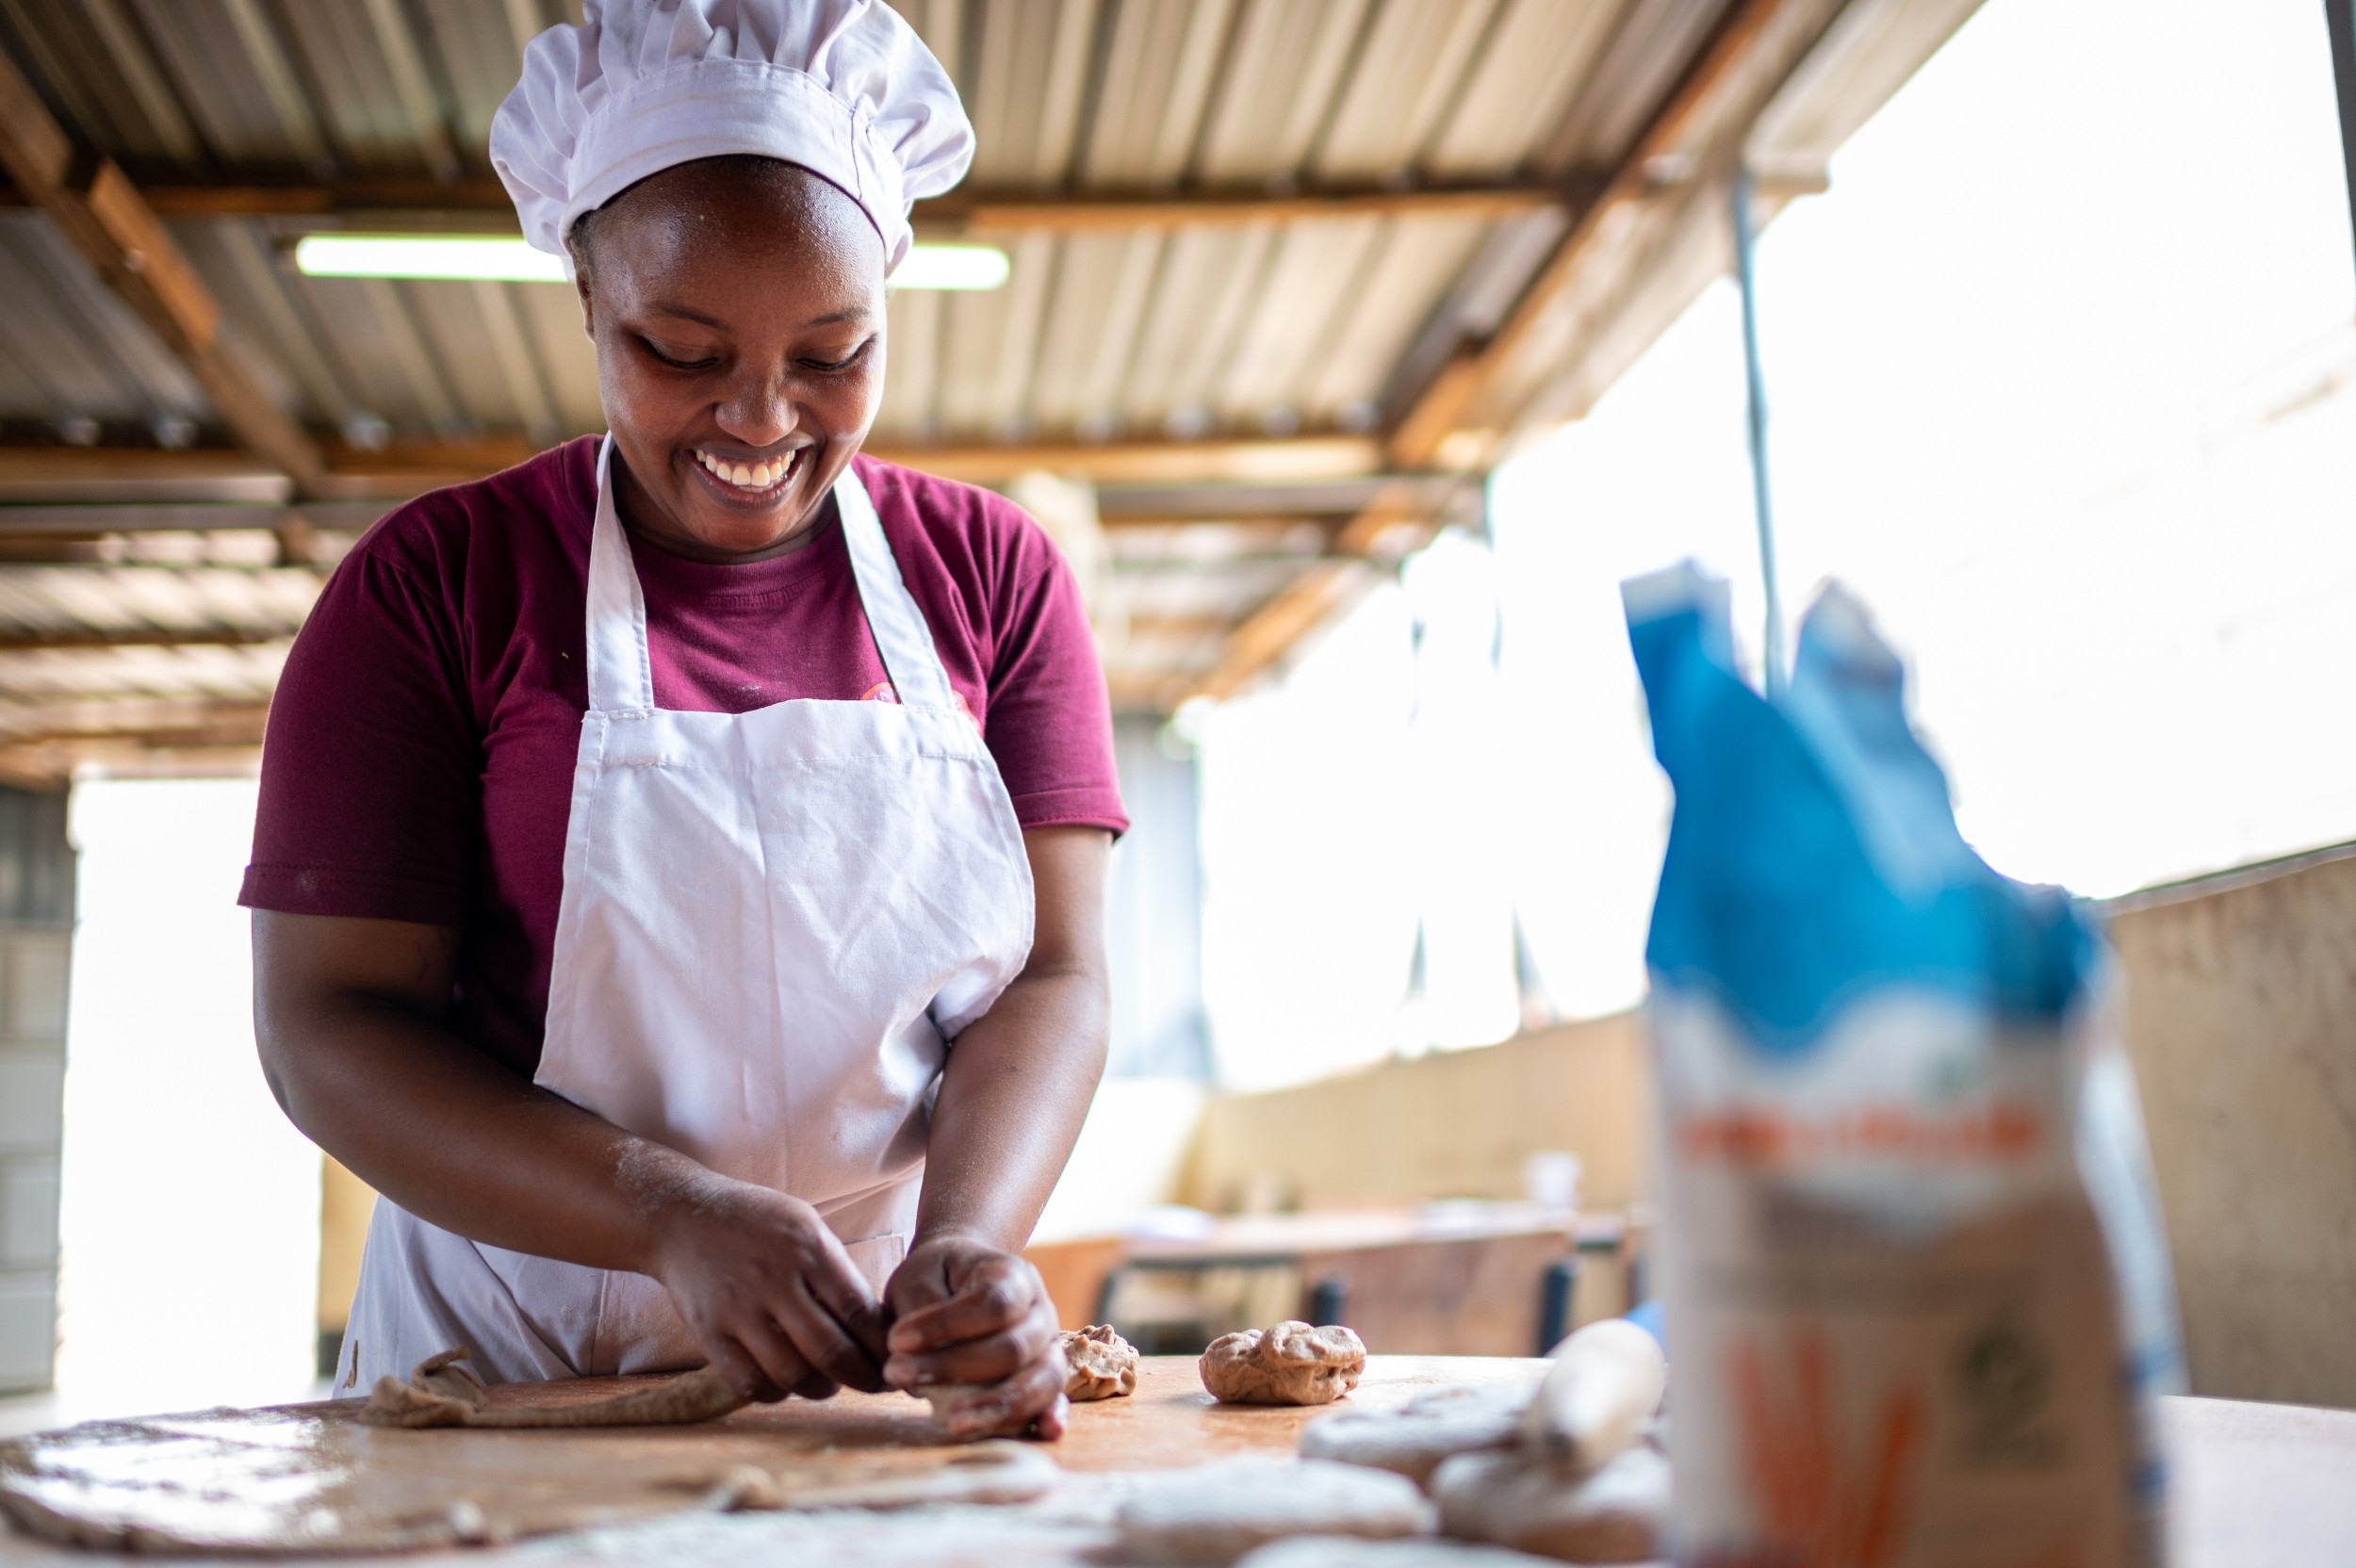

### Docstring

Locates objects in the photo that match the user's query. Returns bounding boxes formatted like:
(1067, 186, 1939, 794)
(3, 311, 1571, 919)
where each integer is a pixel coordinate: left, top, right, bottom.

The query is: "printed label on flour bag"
(1624, 566, 2183, 1568)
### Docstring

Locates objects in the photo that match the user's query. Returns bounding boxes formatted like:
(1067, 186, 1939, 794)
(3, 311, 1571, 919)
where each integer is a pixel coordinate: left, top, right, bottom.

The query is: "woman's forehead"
(582, 157, 884, 286)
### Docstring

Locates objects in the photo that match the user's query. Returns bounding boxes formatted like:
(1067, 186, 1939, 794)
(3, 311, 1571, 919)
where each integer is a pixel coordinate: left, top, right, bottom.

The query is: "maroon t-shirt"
(241, 438, 1125, 1075)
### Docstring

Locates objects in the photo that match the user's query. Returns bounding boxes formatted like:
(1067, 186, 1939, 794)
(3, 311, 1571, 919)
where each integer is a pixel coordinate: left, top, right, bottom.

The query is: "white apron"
(337, 441, 1034, 1390)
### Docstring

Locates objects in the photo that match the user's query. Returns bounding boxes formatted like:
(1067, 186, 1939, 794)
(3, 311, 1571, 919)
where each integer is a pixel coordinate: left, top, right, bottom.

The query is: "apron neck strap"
(583, 439, 958, 715)
(830, 461, 957, 711)
(585, 437, 655, 714)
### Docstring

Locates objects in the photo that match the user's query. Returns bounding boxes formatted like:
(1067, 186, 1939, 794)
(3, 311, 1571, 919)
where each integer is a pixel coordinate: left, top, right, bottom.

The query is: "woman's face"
(574, 157, 887, 562)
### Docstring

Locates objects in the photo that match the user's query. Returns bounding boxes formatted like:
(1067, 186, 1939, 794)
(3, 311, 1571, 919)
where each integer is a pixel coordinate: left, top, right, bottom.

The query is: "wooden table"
(4, 1357, 2350, 1564)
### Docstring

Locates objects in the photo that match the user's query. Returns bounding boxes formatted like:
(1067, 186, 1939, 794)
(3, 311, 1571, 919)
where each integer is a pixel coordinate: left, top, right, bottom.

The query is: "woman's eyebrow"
(645, 302, 875, 329)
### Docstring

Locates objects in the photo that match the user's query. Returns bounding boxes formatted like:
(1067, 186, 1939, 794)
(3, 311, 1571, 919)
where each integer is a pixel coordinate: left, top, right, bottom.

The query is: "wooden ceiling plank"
(0, 46, 330, 497)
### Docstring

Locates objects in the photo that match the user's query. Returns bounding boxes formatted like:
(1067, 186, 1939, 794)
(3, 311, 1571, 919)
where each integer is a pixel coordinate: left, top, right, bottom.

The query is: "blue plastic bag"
(1626, 564, 2180, 1568)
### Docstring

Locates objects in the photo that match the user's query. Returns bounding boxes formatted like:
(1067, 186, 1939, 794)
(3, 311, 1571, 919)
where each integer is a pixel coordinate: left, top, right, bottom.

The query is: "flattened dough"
(1296, 1383, 1528, 1484)
(362, 1349, 746, 1429)
(0, 1406, 1060, 1556)
(1431, 1446, 1669, 1564)
(1117, 1456, 1434, 1565)
(1201, 1322, 1366, 1406)
(1060, 1324, 1140, 1400)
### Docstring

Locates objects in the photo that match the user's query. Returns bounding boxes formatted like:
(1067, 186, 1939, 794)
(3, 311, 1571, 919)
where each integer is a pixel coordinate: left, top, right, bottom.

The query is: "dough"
(1519, 1320, 1665, 1471)
(361, 1349, 747, 1429)
(1236, 1538, 1567, 1568)
(1200, 1322, 1366, 1406)
(1116, 1456, 1434, 1564)
(1296, 1383, 1529, 1484)
(1431, 1446, 1669, 1564)
(1060, 1323, 1140, 1399)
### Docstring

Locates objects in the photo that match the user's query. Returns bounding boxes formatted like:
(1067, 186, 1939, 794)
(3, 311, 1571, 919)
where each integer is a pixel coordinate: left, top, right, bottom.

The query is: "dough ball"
(1201, 1322, 1366, 1406)
(1296, 1383, 1529, 1484)
(1431, 1446, 1669, 1564)
(1117, 1456, 1434, 1565)
(1236, 1536, 1562, 1567)
(1060, 1324, 1139, 1400)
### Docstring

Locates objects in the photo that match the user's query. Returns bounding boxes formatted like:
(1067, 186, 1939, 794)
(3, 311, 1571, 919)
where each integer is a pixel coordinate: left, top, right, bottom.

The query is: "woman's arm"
(252, 910, 888, 1398)
(881, 825, 1113, 1436)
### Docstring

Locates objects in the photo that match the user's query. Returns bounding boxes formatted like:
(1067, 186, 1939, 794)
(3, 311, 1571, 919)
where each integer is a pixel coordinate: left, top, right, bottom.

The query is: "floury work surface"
(0, 1358, 2351, 1565)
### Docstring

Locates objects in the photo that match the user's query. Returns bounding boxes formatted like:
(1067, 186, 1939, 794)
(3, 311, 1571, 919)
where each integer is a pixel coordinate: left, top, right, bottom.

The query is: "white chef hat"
(490, 0, 973, 276)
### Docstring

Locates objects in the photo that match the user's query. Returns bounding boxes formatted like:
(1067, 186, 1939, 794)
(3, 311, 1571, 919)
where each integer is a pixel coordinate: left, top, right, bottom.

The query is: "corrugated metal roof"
(0, 0, 1985, 760)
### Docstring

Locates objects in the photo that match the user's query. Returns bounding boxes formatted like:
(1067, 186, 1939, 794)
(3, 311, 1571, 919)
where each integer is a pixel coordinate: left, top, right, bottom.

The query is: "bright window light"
(293, 234, 567, 282)
(291, 233, 1010, 291)
(891, 243, 1010, 290)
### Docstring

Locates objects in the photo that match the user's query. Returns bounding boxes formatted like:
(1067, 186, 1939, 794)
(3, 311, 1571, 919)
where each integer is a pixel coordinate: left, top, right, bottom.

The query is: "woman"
(245, 0, 1121, 1441)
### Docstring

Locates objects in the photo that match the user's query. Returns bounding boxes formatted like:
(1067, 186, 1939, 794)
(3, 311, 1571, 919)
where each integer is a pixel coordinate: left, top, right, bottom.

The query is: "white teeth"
(695, 449, 798, 492)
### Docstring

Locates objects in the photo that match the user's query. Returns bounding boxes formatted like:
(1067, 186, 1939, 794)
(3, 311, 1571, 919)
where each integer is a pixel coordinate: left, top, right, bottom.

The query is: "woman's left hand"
(882, 1233, 1068, 1439)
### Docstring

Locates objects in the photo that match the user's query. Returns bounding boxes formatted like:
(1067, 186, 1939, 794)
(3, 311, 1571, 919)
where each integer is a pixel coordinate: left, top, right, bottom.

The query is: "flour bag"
(1625, 565, 2182, 1568)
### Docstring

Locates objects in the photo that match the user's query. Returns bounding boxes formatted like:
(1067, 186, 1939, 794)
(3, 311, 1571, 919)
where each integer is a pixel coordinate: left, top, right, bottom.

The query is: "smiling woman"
(570, 156, 886, 563)
(240, 0, 1124, 1446)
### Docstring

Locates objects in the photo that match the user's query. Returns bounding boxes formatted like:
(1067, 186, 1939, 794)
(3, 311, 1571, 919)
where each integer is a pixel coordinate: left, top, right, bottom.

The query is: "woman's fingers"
(727, 1313, 821, 1403)
(703, 1334, 785, 1404)
(773, 1278, 889, 1393)
(797, 1237, 893, 1371)
(887, 1310, 1056, 1389)
(886, 1254, 1040, 1356)
(935, 1356, 1070, 1441)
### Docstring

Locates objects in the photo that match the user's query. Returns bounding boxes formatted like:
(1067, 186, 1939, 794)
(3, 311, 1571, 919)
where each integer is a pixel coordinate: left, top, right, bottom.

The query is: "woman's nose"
(712, 376, 800, 448)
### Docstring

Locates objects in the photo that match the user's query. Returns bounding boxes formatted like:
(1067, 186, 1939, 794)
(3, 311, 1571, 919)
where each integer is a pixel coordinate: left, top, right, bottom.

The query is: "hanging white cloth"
(338, 441, 1033, 1388)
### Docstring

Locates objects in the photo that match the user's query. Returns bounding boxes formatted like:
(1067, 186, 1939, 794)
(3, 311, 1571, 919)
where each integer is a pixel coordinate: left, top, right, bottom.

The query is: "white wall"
(52, 779, 320, 1419)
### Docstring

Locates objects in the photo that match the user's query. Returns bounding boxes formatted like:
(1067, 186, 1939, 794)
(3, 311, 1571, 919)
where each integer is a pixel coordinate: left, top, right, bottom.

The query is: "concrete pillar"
(0, 789, 74, 1395)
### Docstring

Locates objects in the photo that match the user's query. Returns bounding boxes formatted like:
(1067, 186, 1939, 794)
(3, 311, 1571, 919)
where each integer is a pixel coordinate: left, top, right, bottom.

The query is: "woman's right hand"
(647, 1178, 891, 1402)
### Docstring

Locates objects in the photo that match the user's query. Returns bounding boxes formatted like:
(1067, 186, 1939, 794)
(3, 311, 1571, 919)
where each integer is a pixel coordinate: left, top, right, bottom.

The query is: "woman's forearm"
(913, 825, 1112, 1251)
(915, 965, 1109, 1250)
(253, 910, 714, 1276)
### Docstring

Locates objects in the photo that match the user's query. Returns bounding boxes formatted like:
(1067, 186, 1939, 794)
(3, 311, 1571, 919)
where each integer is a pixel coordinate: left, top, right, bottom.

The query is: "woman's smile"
(688, 444, 810, 504)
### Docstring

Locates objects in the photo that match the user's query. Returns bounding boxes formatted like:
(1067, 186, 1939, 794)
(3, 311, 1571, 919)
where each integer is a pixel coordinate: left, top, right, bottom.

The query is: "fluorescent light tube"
(293, 235, 1011, 291)
(890, 243, 1010, 291)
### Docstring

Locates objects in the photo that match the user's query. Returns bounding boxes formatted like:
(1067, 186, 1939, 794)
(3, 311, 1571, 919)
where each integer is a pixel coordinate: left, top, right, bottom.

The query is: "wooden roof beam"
(0, 48, 330, 498)
(1183, 562, 1377, 705)
(0, 175, 1598, 232)
(1388, 0, 1833, 472)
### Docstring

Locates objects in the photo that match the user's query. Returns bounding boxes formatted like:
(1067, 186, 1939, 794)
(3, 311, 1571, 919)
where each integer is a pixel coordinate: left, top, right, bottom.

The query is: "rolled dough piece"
(1236, 1537, 1567, 1568)
(1200, 1322, 1366, 1406)
(1061, 1323, 1140, 1399)
(361, 1348, 749, 1429)
(1117, 1456, 1434, 1565)
(1296, 1383, 1529, 1485)
(1518, 1320, 1666, 1471)
(1431, 1446, 1669, 1564)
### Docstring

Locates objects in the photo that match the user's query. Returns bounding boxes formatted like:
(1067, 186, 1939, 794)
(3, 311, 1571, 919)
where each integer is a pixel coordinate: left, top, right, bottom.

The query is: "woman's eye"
(644, 340, 718, 370)
(800, 340, 874, 373)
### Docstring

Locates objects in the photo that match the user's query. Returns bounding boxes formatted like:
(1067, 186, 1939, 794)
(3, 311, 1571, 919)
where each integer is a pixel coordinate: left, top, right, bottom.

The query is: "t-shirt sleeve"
(982, 530, 1129, 836)
(240, 535, 483, 925)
